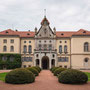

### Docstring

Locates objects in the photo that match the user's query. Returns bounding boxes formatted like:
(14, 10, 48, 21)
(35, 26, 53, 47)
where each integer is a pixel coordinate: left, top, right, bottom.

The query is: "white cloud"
(0, 0, 90, 31)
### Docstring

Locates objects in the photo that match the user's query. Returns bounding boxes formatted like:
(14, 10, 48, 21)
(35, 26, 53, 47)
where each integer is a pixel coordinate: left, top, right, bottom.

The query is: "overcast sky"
(0, 0, 90, 31)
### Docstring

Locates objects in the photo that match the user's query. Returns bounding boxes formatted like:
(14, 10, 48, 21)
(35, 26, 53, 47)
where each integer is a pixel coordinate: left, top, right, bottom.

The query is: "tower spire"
(44, 9, 46, 18)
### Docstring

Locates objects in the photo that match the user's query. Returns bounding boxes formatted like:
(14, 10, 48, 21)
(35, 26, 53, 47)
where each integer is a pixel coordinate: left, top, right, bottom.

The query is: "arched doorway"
(42, 56, 49, 69)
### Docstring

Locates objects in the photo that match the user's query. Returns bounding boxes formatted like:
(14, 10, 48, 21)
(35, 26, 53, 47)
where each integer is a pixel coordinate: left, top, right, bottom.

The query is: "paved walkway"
(0, 70, 90, 90)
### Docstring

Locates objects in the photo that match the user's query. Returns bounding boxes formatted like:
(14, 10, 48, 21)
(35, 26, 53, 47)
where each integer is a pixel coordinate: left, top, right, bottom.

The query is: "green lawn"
(0, 72, 8, 81)
(85, 72, 90, 81)
(0, 72, 90, 82)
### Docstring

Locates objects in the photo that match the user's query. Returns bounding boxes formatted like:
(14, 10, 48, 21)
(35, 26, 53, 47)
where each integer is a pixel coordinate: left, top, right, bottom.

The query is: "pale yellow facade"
(0, 17, 90, 69)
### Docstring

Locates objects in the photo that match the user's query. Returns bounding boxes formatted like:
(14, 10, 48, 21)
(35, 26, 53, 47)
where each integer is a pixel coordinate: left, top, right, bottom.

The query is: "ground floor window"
(58, 57, 69, 62)
(22, 57, 32, 62)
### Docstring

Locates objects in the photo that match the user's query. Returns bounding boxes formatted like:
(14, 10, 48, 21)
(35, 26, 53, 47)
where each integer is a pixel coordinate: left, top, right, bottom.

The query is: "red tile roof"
(0, 29, 90, 38)
(0, 29, 35, 37)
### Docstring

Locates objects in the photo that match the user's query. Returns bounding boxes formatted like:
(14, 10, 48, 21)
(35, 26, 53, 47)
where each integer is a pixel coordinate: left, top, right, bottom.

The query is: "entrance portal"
(42, 56, 49, 69)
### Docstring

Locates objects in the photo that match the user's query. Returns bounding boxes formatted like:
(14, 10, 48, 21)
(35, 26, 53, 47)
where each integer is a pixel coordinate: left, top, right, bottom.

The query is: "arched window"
(23, 45, 27, 53)
(10, 46, 14, 52)
(84, 42, 89, 52)
(59, 45, 62, 53)
(28, 45, 32, 53)
(64, 45, 67, 53)
(10, 56, 14, 62)
(3, 46, 7, 52)
(51, 59, 55, 66)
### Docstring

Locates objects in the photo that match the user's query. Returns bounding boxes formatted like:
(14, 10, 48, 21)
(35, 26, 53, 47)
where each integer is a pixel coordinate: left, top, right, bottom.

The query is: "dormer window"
(83, 31, 86, 33)
(27, 33, 30, 35)
(61, 33, 64, 35)
(6, 31, 8, 33)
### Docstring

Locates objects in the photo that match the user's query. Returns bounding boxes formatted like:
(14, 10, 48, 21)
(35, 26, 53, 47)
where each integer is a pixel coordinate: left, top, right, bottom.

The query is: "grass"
(0, 72, 90, 82)
(85, 72, 90, 81)
(0, 72, 8, 81)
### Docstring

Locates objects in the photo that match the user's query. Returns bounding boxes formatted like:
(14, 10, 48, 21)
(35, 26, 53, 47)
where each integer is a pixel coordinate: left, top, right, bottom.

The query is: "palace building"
(0, 16, 90, 69)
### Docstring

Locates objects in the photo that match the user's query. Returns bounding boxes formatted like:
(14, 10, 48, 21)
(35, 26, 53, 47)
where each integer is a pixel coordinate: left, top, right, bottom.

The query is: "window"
(22, 57, 32, 62)
(2, 56, 7, 61)
(65, 41, 67, 43)
(59, 65, 62, 68)
(84, 42, 89, 52)
(51, 59, 55, 66)
(23, 65, 26, 68)
(3, 46, 7, 52)
(10, 46, 14, 52)
(23, 45, 27, 53)
(58, 57, 68, 62)
(64, 65, 67, 68)
(29, 41, 31, 43)
(10, 56, 14, 62)
(60, 41, 62, 43)
(44, 44, 47, 50)
(3, 39, 7, 43)
(36, 59, 39, 66)
(11, 39, 14, 43)
(84, 58, 88, 62)
(39, 44, 42, 50)
(24, 41, 26, 43)
(49, 40, 51, 43)
(64, 45, 67, 53)
(49, 44, 52, 50)
(28, 45, 32, 53)
(59, 45, 62, 53)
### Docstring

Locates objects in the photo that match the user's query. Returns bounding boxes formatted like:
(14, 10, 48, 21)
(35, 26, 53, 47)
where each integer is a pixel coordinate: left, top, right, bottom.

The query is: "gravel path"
(0, 70, 90, 90)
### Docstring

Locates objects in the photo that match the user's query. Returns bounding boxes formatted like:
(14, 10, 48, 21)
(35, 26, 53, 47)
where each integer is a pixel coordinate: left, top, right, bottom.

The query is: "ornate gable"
(35, 17, 55, 38)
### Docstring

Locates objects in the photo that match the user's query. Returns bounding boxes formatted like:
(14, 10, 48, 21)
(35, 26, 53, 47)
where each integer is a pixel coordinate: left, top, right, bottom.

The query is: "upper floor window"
(29, 41, 31, 43)
(3, 39, 7, 43)
(84, 42, 89, 52)
(60, 41, 62, 43)
(59, 45, 62, 53)
(23, 45, 27, 53)
(49, 44, 52, 50)
(10, 46, 14, 52)
(39, 44, 42, 50)
(28, 45, 32, 53)
(11, 39, 14, 43)
(64, 45, 67, 53)
(24, 41, 26, 43)
(3, 46, 7, 52)
(65, 41, 67, 43)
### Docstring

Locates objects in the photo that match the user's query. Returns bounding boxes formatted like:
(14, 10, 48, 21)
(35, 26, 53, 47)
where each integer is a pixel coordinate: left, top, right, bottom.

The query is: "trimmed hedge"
(5, 68, 35, 84)
(52, 67, 59, 73)
(54, 68, 67, 76)
(26, 67, 39, 76)
(32, 66, 41, 73)
(58, 69, 88, 84)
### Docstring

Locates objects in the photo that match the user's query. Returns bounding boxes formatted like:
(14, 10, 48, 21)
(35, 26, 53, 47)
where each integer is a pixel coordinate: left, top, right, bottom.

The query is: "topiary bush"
(5, 68, 35, 84)
(54, 68, 67, 76)
(50, 67, 55, 71)
(32, 66, 41, 73)
(52, 67, 59, 73)
(58, 69, 88, 84)
(26, 67, 39, 76)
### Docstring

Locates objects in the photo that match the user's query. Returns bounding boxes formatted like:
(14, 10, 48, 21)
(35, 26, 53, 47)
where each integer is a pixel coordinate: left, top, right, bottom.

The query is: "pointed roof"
(41, 17, 50, 25)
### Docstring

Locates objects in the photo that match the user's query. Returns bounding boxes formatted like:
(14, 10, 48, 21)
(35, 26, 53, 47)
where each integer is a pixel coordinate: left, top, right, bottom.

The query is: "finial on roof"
(44, 9, 46, 18)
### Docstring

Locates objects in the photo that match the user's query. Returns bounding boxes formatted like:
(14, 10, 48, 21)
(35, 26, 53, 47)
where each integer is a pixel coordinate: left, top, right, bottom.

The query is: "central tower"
(34, 16, 57, 69)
